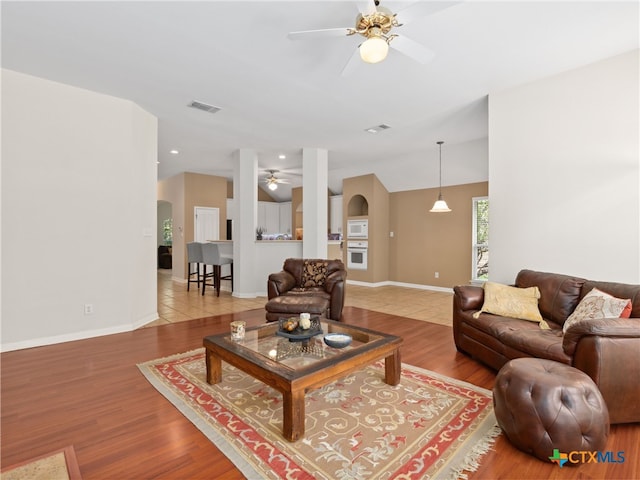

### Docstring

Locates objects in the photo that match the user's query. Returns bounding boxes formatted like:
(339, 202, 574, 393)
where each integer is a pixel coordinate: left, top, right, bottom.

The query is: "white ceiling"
(2, 1, 638, 201)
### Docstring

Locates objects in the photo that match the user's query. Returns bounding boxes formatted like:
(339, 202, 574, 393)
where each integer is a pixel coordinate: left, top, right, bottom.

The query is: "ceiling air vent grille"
(365, 124, 391, 134)
(188, 100, 221, 114)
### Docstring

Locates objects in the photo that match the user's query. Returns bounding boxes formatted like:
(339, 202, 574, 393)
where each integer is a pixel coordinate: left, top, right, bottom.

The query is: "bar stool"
(201, 243, 233, 297)
(186, 242, 204, 291)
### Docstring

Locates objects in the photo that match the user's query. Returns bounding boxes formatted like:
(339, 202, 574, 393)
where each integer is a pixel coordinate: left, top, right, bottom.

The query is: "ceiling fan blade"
(340, 46, 362, 76)
(355, 0, 377, 16)
(287, 28, 352, 40)
(389, 35, 435, 64)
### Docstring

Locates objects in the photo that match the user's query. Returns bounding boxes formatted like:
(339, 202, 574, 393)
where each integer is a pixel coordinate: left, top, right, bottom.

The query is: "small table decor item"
(276, 316, 322, 341)
(323, 332, 352, 348)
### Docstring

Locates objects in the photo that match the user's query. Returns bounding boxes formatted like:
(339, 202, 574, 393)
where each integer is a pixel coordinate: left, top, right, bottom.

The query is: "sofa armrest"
(324, 269, 346, 293)
(568, 318, 640, 423)
(562, 317, 640, 356)
(267, 271, 296, 299)
(453, 285, 484, 311)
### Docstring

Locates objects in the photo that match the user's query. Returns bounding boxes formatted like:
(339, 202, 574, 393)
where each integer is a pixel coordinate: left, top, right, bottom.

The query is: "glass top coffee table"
(203, 318, 402, 442)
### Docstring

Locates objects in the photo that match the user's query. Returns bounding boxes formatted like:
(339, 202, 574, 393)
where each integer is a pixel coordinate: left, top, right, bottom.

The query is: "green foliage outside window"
(474, 199, 489, 280)
(163, 218, 173, 246)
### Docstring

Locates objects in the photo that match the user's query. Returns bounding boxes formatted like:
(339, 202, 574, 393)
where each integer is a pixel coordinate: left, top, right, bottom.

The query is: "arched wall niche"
(347, 194, 369, 217)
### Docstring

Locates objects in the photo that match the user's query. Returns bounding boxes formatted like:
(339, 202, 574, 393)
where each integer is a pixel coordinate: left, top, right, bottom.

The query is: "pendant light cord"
(437, 141, 444, 196)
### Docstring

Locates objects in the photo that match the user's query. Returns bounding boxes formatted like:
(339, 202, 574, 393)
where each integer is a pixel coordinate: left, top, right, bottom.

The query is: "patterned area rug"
(138, 350, 500, 480)
(1, 446, 82, 480)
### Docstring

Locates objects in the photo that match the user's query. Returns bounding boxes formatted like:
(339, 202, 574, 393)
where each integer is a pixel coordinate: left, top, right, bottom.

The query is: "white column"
(302, 148, 328, 258)
(232, 149, 258, 297)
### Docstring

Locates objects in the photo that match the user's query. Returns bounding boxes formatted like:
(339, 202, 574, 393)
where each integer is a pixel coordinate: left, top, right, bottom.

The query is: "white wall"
(488, 50, 639, 284)
(1, 69, 158, 351)
(254, 241, 303, 297)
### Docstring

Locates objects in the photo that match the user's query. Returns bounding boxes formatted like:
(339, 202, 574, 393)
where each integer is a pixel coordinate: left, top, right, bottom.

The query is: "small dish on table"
(324, 333, 353, 348)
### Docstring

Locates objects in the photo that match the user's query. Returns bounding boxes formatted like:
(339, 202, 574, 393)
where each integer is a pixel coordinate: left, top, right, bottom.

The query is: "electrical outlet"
(434, 272, 439, 279)
(84, 304, 94, 315)
(389, 231, 394, 238)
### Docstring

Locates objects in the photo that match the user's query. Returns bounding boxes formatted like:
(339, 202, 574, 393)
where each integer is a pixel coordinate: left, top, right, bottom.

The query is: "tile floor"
(146, 269, 453, 328)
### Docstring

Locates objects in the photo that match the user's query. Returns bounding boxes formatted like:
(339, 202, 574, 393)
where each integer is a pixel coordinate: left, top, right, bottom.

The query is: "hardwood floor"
(2, 303, 638, 478)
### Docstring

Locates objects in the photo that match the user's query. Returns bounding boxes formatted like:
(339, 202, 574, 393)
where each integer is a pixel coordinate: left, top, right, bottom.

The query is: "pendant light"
(430, 141, 451, 213)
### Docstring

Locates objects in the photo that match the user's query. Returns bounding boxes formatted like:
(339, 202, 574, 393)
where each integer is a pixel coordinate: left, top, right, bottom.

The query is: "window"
(472, 197, 489, 281)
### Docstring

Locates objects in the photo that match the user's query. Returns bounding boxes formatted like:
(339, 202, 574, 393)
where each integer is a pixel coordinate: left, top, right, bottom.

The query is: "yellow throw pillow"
(473, 281, 543, 323)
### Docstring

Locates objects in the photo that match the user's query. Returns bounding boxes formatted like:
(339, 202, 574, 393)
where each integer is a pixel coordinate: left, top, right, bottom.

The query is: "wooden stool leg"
(214, 265, 221, 297)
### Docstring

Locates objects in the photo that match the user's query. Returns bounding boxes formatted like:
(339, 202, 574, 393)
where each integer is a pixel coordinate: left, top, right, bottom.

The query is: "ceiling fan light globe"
(360, 36, 389, 64)
(268, 182, 278, 191)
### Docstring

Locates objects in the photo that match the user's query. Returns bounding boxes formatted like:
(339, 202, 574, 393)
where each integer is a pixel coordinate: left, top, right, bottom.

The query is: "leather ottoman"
(265, 296, 330, 323)
(493, 358, 609, 462)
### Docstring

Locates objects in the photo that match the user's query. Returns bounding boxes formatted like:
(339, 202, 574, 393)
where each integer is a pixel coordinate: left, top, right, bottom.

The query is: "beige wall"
(292, 186, 303, 235)
(227, 180, 277, 202)
(157, 174, 186, 278)
(389, 182, 488, 287)
(343, 174, 390, 283)
(184, 172, 228, 244)
(158, 172, 228, 279)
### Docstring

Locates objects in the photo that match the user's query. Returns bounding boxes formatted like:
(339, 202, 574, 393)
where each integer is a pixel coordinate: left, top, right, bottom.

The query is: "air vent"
(364, 124, 391, 134)
(188, 100, 221, 114)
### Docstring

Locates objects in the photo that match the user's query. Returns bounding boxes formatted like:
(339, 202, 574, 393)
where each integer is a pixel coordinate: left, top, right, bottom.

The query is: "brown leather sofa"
(453, 269, 640, 424)
(265, 258, 347, 322)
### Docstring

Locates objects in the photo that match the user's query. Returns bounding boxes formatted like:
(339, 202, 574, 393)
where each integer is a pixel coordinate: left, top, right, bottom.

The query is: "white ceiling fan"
(263, 170, 292, 191)
(287, 0, 460, 75)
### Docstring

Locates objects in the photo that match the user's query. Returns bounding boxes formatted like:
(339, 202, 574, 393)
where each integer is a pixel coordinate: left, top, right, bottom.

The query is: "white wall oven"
(347, 241, 368, 270)
(347, 219, 368, 239)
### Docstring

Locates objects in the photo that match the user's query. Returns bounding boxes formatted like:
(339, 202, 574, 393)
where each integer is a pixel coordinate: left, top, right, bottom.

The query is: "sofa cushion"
(301, 260, 329, 288)
(473, 282, 543, 323)
(563, 287, 633, 333)
(581, 280, 640, 317)
(516, 270, 586, 325)
(464, 311, 570, 364)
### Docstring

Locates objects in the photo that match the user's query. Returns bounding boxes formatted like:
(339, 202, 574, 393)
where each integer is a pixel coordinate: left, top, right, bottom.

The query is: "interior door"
(194, 207, 219, 242)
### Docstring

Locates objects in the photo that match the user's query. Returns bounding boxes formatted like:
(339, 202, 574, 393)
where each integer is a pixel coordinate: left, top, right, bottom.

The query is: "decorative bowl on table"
(276, 316, 322, 341)
(323, 333, 352, 348)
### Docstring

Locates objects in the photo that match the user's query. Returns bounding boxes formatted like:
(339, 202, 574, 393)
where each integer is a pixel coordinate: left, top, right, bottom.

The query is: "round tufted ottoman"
(493, 358, 609, 462)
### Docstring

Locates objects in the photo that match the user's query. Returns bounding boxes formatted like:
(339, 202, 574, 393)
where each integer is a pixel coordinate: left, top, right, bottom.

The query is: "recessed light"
(279, 154, 286, 159)
(170, 149, 179, 155)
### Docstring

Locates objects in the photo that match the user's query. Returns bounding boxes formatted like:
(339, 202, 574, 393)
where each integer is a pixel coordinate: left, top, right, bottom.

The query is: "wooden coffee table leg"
(282, 388, 305, 442)
(384, 348, 401, 386)
(205, 349, 222, 385)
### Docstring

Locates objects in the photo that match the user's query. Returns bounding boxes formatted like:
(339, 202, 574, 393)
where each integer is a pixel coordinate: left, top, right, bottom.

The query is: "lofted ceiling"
(2, 1, 638, 201)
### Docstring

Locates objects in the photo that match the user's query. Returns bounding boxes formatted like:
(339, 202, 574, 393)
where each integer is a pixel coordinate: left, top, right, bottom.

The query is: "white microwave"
(347, 219, 368, 238)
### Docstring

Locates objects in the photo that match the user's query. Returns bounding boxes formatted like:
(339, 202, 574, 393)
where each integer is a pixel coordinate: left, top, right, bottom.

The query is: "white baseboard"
(131, 311, 160, 330)
(1, 312, 160, 353)
(346, 279, 453, 294)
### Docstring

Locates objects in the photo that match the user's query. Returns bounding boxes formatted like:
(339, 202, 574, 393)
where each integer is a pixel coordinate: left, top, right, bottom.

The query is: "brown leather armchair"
(265, 258, 347, 322)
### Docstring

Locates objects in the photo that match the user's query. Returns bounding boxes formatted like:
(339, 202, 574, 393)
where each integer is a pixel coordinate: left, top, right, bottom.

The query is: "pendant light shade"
(430, 141, 451, 213)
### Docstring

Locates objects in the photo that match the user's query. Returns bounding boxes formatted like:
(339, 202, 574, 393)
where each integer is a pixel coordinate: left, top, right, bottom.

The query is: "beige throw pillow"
(563, 287, 632, 333)
(473, 282, 543, 323)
